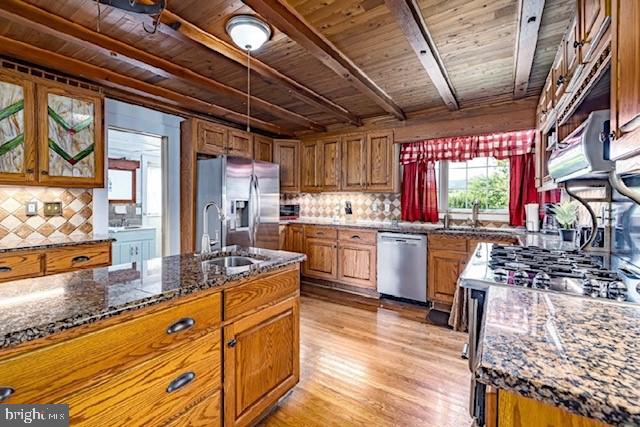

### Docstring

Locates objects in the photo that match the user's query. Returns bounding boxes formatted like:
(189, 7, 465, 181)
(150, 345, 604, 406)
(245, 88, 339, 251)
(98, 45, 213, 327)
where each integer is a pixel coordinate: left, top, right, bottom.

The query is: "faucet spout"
(201, 202, 225, 253)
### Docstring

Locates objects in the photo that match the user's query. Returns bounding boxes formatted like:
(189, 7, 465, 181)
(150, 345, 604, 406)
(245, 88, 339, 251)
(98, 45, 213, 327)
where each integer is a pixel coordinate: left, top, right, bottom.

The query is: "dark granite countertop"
(477, 286, 640, 426)
(0, 234, 115, 254)
(0, 246, 305, 349)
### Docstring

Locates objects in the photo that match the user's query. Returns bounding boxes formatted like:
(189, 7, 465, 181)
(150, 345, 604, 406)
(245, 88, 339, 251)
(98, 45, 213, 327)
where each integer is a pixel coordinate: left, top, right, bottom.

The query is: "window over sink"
(436, 157, 509, 213)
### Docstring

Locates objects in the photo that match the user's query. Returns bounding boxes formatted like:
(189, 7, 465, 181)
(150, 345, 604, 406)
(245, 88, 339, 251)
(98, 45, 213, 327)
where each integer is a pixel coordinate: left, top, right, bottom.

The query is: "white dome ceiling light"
(226, 15, 272, 51)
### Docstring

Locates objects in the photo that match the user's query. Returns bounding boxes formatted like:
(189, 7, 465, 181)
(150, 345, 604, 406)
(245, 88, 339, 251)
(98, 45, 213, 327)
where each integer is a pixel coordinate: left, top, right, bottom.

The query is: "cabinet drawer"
(0, 292, 222, 404)
(304, 225, 337, 240)
(0, 252, 43, 282)
(45, 242, 111, 274)
(338, 228, 377, 245)
(428, 235, 467, 252)
(65, 331, 221, 427)
(224, 267, 299, 320)
(165, 390, 221, 427)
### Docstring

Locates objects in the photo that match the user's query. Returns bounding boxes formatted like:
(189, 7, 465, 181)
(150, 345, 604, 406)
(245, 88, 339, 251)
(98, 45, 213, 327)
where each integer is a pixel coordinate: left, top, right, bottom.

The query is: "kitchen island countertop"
(0, 247, 305, 349)
(477, 285, 640, 426)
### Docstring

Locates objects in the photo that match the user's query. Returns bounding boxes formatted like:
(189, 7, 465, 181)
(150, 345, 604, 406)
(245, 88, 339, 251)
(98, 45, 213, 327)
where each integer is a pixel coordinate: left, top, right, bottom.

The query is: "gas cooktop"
(488, 245, 640, 304)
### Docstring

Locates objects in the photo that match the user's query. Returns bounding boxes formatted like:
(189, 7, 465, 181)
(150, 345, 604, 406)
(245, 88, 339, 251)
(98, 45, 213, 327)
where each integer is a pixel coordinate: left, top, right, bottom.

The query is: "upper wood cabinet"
(318, 137, 340, 191)
(253, 135, 273, 162)
(366, 131, 396, 192)
(565, 18, 581, 80)
(223, 297, 299, 427)
(197, 121, 228, 156)
(610, 0, 640, 160)
(273, 139, 300, 193)
(0, 71, 36, 185)
(341, 133, 366, 190)
(228, 129, 253, 158)
(551, 47, 567, 100)
(300, 141, 320, 192)
(0, 71, 104, 188)
(578, 0, 611, 61)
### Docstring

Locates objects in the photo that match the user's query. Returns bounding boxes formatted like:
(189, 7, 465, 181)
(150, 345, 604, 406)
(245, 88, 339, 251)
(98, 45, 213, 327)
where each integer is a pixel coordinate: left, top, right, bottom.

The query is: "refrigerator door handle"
(253, 175, 261, 245)
(248, 174, 256, 246)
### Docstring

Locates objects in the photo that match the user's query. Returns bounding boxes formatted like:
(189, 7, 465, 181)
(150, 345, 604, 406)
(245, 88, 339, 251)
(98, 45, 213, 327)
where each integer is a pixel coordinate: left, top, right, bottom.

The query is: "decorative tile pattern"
(0, 186, 93, 243)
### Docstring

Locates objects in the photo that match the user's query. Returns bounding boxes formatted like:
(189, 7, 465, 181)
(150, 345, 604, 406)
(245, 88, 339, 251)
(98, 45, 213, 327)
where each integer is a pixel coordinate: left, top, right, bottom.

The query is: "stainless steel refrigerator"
(196, 156, 280, 252)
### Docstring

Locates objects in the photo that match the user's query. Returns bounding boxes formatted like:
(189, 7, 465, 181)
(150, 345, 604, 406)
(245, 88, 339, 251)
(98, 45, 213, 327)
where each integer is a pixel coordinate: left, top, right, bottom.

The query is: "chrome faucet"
(470, 199, 480, 228)
(201, 202, 225, 254)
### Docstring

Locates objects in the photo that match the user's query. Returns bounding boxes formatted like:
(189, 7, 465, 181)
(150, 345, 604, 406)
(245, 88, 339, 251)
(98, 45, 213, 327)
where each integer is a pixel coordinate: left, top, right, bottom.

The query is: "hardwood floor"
(259, 291, 472, 426)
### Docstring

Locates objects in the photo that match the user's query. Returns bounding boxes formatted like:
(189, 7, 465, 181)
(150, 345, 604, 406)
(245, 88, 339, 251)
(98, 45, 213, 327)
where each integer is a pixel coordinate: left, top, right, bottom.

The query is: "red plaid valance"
(400, 129, 535, 164)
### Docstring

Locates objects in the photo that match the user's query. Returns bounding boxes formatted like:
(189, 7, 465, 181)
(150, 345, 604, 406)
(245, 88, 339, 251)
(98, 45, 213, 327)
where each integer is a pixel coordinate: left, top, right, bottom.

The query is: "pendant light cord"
(246, 49, 251, 132)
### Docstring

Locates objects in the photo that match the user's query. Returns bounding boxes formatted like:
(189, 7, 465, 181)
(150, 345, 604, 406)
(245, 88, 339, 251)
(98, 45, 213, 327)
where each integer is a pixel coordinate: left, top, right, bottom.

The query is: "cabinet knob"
(227, 338, 237, 348)
(166, 317, 195, 335)
(40, 170, 49, 175)
(0, 387, 14, 402)
(0, 266, 12, 273)
(573, 40, 583, 49)
(166, 372, 196, 393)
(25, 168, 34, 174)
(556, 75, 565, 87)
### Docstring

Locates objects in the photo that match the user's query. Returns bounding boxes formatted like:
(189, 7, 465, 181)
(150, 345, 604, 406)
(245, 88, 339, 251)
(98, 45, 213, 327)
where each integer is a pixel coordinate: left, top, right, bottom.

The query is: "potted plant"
(552, 201, 579, 242)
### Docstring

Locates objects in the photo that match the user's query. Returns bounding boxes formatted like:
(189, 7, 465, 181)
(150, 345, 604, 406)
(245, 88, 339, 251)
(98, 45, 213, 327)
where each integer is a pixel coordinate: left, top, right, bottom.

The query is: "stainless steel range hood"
(548, 110, 613, 182)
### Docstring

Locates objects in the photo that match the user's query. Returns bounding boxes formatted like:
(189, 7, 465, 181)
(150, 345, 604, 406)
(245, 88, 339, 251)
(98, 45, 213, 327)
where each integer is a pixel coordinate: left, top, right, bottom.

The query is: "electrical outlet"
(44, 202, 62, 217)
(25, 201, 38, 216)
(384, 203, 391, 213)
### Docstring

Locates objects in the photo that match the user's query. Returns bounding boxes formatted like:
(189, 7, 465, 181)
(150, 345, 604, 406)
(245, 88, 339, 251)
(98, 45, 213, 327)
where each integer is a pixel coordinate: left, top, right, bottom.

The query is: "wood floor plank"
(259, 294, 472, 426)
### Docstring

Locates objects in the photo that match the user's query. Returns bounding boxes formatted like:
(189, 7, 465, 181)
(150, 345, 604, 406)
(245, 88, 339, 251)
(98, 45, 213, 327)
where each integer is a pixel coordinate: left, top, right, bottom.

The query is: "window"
(438, 157, 509, 212)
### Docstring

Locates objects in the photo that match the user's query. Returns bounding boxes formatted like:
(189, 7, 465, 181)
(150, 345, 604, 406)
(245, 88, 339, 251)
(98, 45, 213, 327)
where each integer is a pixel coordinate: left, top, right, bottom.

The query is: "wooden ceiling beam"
(0, 0, 323, 132)
(241, 0, 406, 121)
(384, 0, 458, 110)
(513, 0, 546, 98)
(0, 35, 287, 135)
(158, 10, 362, 127)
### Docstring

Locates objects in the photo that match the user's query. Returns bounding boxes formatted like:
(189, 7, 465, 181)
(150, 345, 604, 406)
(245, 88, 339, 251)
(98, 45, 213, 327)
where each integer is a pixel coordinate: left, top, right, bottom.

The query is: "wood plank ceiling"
(0, 0, 574, 136)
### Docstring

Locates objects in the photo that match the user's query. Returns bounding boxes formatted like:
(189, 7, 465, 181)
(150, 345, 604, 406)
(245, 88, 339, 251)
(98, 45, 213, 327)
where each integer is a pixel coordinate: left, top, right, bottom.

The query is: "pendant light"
(226, 15, 272, 132)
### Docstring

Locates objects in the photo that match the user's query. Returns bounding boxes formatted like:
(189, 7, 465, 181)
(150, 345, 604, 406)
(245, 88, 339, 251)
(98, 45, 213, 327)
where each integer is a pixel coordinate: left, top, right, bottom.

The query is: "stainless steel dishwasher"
(377, 232, 427, 302)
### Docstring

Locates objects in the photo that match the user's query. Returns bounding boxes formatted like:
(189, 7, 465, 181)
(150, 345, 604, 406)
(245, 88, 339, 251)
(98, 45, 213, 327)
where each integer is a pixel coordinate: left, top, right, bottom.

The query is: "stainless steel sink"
(205, 256, 259, 268)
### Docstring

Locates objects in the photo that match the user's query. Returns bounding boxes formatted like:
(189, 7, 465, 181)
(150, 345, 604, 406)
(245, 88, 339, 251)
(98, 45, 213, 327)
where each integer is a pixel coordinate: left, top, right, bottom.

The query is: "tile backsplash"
(281, 192, 402, 222)
(0, 186, 93, 243)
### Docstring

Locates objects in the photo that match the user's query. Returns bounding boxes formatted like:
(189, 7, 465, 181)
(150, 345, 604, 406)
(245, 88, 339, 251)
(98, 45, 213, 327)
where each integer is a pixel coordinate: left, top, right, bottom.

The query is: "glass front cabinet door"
(37, 84, 104, 187)
(0, 71, 36, 184)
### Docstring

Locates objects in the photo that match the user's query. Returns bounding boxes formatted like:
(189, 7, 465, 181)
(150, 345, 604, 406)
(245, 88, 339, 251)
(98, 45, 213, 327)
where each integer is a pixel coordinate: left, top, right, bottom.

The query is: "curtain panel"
(399, 129, 536, 224)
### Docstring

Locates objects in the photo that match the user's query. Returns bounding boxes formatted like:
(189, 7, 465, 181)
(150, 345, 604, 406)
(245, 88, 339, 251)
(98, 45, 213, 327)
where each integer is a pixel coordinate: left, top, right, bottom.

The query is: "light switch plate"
(25, 201, 37, 216)
(44, 202, 62, 217)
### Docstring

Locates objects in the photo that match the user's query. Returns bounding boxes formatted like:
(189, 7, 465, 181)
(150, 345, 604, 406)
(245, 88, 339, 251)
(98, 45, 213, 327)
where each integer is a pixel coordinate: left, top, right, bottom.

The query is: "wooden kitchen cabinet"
(300, 140, 320, 192)
(304, 237, 338, 280)
(318, 137, 341, 191)
(610, 0, 640, 160)
(341, 133, 366, 190)
(0, 70, 36, 185)
(578, 0, 611, 62)
(274, 139, 300, 192)
(37, 83, 104, 188)
(338, 242, 376, 289)
(428, 248, 467, 305)
(552, 46, 567, 101)
(287, 224, 305, 254)
(253, 135, 273, 162)
(228, 129, 253, 158)
(223, 296, 299, 427)
(196, 120, 228, 155)
(366, 130, 396, 192)
(565, 17, 581, 81)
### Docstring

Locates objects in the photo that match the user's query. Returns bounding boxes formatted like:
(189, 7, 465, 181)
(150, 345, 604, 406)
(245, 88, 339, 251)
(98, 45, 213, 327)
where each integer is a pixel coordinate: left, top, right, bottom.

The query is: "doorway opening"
(107, 128, 166, 264)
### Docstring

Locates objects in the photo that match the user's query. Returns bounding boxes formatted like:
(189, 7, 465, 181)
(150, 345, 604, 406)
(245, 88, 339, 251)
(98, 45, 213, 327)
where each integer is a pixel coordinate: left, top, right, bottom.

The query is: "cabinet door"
(565, 18, 581, 80)
(273, 139, 300, 192)
(224, 297, 299, 427)
(579, 0, 610, 61)
(0, 71, 36, 184)
(300, 141, 319, 192)
(318, 138, 340, 191)
(552, 46, 567, 100)
(38, 84, 103, 187)
(303, 238, 337, 280)
(366, 131, 395, 191)
(287, 225, 304, 254)
(253, 135, 273, 162)
(610, 0, 640, 160)
(543, 74, 554, 112)
(337, 242, 376, 289)
(197, 121, 227, 155)
(341, 133, 366, 191)
(428, 250, 467, 305)
(228, 129, 253, 158)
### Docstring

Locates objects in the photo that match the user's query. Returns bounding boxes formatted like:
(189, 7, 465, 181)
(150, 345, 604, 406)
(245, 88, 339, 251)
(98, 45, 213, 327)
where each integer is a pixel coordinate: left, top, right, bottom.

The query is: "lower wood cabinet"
(224, 296, 300, 427)
(304, 237, 338, 280)
(337, 242, 376, 289)
(428, 248, 468, 305)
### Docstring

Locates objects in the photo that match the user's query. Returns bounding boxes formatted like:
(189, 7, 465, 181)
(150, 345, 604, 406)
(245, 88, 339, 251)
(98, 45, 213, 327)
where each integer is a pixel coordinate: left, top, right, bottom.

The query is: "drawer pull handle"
(228, 338, 237, 348)
(0, 266, 12, 273)
(316, 232, 324, 236)
(166, 372, 196, 393)
(351, 235, 361, 240)
(0, 387, 14, 402)
(72, 255, 90, 263)
(166, 317, 195, 335)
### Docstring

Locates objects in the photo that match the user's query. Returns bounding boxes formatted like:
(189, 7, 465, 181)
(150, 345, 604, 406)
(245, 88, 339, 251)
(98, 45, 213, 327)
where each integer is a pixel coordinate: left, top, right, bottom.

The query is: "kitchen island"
(0, 246, 305, 427)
